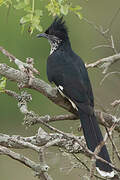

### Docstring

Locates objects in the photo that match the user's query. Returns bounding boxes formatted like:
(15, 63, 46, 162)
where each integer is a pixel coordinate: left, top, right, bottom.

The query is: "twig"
(6, 88, 120, 175)
(0, 65, 120, 132)
(0, 46, 39, 75)
(0, 46, 120, 178)
(107, 8, 120, 32)
(111, 99, 120, 107)
(100, 113, 120, 162)
(0, 63, 77, 115)
(43, 120, 120, 173)
(86, 53, 120, 73)
(11, 138, 40, 152)
(83, 16, 118, 54)
(0, 145, 51, 180)
(100, 71, 120, 85)
(0, 132, 84, 154)
(92, 44, 112, 50)
(72, 153, 105, 180)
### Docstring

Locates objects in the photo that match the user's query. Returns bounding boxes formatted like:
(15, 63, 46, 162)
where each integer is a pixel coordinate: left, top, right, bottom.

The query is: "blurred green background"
(0, 0, 120, 179)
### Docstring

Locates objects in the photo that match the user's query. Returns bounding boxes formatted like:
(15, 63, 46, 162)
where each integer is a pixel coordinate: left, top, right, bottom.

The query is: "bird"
(37, 17, 114, 177)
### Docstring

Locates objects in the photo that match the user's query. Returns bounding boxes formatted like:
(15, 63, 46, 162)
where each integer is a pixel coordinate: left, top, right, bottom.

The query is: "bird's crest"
(45, 17, 68, 41)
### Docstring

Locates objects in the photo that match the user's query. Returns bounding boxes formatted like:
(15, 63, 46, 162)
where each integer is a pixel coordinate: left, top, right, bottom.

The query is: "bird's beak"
(36, 33, 48, 39)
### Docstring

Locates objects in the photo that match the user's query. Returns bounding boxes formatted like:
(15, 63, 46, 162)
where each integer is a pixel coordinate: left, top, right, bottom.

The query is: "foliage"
(0, 0, 83, 95)
(0, 0, 83, 34)
(46, 0, 82, 18)
(0, 77, 6, 93)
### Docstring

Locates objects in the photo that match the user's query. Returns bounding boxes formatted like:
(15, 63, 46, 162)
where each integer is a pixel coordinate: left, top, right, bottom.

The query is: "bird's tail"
(78, 109, 114, 177)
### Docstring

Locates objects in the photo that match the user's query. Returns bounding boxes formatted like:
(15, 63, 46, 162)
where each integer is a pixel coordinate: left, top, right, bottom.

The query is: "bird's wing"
(71, 53, 94, 107)
(47, 52, 94, 112)
(61, 68, 93, 114)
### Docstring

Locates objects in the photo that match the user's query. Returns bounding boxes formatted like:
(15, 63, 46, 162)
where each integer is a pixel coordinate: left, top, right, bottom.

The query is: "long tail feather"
(78, 109, 114, 177)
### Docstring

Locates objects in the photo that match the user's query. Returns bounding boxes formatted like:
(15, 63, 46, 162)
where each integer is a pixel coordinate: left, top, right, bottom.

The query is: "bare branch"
(0, 47, 120, 178)
(107, 8, 120, 32)
(100, 71, 120, 85)
(92, 44, 112, 50)
(0, 145, 51, 180)
(0, 63, 77, 115)
(0, 46, 39, 75)
(83, 17, 118, 54)
(111, 99, 120, 107)
(96, 110, 120, 133)
(86, 53, 120, 73)
(72, 153, 105, 180)
(0, 65, 120, 133)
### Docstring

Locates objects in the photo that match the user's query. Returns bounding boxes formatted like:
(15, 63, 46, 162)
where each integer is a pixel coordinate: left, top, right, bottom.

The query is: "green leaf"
(34, 9, 43, 17)
(31, 15, 40, 26)
(24, 0, 30, 5)
(14, 1, 27, 10)
(24, 6, 32, 13)
(60, 4, 69, 15)
(35, 24, 43, 32)
(0, 77, 7, 93)
(20, 14, 32, 24)
(46, 0, 61, 16)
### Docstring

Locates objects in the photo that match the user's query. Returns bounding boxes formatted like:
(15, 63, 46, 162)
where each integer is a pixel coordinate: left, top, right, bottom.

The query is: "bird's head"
(37, 17, 69, 54)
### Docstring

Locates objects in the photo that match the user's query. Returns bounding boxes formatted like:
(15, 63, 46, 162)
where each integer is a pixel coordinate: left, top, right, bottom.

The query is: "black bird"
(37, 17, 114, 177)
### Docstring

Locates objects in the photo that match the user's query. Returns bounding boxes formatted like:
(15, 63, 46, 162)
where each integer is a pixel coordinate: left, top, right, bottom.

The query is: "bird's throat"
(49, 39, 62, 55)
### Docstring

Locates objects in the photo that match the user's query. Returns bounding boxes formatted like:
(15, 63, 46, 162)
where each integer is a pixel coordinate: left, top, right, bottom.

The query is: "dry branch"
(0, 47, 120, 179)
(0, 145, 52, 180)
(0, 63, 77, 115)
(0, 64, 120, 132)
(86, 53, 120, 73)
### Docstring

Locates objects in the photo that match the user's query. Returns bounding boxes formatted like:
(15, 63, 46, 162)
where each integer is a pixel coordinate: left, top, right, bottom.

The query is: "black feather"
(45, 16, 68, 41)
(38, 17, 114, 177)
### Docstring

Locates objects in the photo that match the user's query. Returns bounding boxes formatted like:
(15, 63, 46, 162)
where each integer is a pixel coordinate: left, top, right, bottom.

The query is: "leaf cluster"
(0, 0, 83, 34)
(46, 0, 82, 19)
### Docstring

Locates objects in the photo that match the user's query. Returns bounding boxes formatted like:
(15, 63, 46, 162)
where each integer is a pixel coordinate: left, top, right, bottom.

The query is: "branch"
(72, 153, 105, 180)
(0, 64, 120, 134)
(0, 145, 52, 180)
(95, 110, 120, 133)
(0, 130, 119, 173)
(86, 53, 120, 73)
(0, 63, 77, 115)
(0, 130, 85, 154)
(83, 15, 118, 54)
(111, 99, 120, 107)
(0, 47, 120, 178)
(0, 46, 39, 75)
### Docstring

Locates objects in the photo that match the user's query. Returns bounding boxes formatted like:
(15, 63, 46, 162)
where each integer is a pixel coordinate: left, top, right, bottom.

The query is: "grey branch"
(0, 63, 77, 115)
(0, 47, 120, 178)
(0, 65, 120, 132)
(0, 130, 119, 173)
(4, 89, 120, 134)
(111, 99, 120, 107)
(0, 130, 85, 154)
(86, 53, 120, 73)
(0, 145, 52, 180)
(0, 46, 39, 75)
